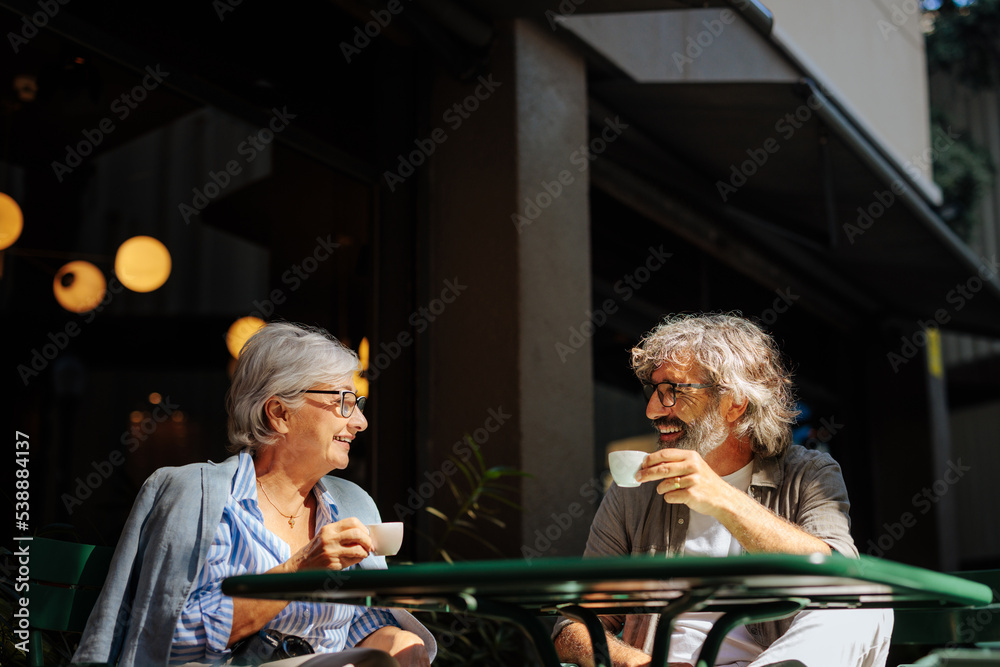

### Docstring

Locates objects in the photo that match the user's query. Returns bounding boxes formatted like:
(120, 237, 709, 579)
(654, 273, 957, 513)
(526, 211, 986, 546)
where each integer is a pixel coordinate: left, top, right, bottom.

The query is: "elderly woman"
(75, 322, 434, 666)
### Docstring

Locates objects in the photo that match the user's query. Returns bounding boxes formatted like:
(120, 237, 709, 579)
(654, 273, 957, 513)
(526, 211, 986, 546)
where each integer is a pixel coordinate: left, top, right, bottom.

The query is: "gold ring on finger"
(674, 478, 681, 489)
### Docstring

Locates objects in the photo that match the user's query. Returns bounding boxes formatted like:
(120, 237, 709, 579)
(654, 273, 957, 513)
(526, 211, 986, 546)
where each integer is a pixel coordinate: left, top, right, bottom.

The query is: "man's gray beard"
(660, 407, 729, 458)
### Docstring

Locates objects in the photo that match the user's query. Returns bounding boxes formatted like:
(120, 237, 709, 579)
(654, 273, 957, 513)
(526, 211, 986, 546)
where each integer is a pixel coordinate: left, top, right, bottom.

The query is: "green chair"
(26, 536, 114, 667)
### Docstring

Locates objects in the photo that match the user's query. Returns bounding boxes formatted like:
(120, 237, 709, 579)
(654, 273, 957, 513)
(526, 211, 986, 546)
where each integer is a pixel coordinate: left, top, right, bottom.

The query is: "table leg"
(649, 589, 715, 667)
(448, 595, 564, 667)
(695, 598, 809, 667)
(559, 605, 612, 667)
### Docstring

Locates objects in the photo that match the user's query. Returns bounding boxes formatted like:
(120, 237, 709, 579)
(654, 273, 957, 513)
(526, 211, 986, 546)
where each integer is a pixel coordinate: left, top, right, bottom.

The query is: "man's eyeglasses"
(641, 381, 715, 408)
(300, 390, 366, 418)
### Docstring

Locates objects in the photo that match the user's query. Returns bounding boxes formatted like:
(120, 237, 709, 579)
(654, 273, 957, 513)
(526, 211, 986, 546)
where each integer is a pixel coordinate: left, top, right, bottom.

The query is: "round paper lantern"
(226, 316, 266, 359)
(53, 261, 106, 313)
(0, 192, 24, 251)
(354, 337, 370, 398)
(115, 235, 171, 292)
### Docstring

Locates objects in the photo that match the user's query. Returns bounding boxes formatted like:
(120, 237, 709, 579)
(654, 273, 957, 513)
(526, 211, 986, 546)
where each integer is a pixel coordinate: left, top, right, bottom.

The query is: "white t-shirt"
(668, 460, 762, 666)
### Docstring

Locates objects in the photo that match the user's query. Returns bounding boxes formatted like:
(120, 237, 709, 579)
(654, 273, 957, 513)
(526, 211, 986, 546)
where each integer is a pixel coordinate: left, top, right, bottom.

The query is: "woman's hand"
(357, 627, 429, 667)
(283, 517, 374, 572)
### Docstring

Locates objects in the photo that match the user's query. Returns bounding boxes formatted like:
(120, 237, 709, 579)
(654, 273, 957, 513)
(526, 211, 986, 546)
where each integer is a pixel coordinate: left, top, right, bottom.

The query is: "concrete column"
(423, 19, 593, 559)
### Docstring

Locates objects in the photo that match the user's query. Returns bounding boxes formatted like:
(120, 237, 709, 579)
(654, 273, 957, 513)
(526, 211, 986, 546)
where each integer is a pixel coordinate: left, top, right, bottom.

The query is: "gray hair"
(226, 322, 360, 453)
(630, 313, 799, 457)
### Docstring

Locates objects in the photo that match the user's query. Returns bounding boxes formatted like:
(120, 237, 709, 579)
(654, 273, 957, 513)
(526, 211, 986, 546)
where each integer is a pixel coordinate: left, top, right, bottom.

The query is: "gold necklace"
(257, 479, 304, 528)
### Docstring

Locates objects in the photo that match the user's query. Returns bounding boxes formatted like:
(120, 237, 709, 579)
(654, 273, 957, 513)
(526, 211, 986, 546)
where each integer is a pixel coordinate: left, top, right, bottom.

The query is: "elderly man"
(553, 313, 892, 667)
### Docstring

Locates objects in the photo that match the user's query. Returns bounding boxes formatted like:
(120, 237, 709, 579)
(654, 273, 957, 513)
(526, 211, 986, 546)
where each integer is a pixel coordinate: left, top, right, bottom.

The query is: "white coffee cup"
(367, 522, 404, 556)
(608, 450, 648, 488)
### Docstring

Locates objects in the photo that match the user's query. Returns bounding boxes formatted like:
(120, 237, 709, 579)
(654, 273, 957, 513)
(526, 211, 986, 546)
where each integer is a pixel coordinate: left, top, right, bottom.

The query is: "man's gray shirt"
(555, 444, 858, 650)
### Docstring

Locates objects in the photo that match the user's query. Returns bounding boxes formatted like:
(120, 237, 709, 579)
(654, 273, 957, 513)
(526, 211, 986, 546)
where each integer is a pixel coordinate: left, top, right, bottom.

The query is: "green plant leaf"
(445, 477, 463, 504)
(425, 507, 449, 522)
(484, 466, 533, 479)
(446, 481, 465, 505)
(480, 490, 525, 510)
(451, 457, 478, 489)
(417, 432, 531, 567)
(468, 435, 487, 470)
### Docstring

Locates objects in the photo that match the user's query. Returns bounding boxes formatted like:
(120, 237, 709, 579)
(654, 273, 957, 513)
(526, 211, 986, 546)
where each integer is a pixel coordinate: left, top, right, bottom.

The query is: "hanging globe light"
(226, 316, 266, 359)
(115, 235, 171, 292)
(0, 192, 24, 251)
(354, 337, 369, 398)
(53, 260, 106, 313)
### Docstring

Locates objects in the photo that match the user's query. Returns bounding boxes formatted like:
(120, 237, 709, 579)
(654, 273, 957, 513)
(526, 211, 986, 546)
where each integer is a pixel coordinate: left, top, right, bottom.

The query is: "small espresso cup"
(366, 522, 404, 556)
(608, 450, 648, 488)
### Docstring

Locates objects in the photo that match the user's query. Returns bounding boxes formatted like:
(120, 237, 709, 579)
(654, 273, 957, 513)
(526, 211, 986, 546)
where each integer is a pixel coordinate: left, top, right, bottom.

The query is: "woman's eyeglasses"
(300, 390, 367, 418)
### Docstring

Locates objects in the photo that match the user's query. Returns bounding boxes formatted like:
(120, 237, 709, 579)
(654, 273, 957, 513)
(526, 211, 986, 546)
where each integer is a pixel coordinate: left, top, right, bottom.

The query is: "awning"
(458, 0, 1000, 336)
(585, 77, 1000, 335)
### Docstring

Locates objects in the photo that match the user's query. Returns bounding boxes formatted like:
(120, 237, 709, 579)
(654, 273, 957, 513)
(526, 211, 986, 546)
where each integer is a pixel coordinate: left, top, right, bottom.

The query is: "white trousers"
(736, 609, 894, 667)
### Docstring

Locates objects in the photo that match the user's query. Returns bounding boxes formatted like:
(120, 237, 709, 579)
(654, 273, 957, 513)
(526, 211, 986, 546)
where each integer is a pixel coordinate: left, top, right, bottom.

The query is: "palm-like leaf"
(415, 436, 540, 666)
(423, 435, 531, 563)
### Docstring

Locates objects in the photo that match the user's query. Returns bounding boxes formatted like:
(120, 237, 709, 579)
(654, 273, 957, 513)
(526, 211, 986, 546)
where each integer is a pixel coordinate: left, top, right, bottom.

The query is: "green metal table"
(893, 570, 1000, 648)
(222, 554, 993, 667)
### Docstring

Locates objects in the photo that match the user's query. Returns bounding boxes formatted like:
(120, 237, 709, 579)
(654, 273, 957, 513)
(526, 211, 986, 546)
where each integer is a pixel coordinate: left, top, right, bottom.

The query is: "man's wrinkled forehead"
(651, 352, 707, 381)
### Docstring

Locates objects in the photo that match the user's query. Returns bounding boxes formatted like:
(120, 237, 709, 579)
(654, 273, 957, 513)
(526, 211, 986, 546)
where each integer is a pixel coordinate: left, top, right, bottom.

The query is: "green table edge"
(222, 553, 994, 608)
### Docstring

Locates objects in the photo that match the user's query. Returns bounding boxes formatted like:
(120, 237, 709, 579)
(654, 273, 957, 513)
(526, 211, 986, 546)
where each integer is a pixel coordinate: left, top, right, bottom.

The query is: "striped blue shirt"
(169, 451, 398, 665)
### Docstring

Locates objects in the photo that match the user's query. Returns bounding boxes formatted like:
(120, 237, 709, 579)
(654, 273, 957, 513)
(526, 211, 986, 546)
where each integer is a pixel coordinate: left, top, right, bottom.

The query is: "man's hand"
(636, 448, 740, 519)
(358, 626, 430, 667)
(284, 517, 373, 572)
(638, 448, 831, 555)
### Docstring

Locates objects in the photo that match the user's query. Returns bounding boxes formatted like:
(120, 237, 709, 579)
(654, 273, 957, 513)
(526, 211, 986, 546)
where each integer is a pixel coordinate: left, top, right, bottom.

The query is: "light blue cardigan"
(73, 455, 436, 666)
